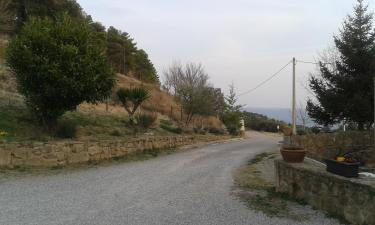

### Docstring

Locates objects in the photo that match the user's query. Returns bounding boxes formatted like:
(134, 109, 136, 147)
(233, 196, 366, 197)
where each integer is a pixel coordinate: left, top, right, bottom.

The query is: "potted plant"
(280, 127, 306, 163)
(280, 144, 306, 163)
(325, 153, 360, 178)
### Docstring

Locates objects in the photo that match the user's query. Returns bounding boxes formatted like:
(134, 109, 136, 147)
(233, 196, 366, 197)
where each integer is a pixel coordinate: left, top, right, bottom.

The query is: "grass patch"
(233, 152, 310, 221)
(248, 152, 274, 164)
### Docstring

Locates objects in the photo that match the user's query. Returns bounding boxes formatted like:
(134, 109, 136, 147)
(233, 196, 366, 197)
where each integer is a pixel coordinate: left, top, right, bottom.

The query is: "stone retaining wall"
(0, 135, 226, 168)
(275, 159, 375, 225)
(291, 132, 375, 167)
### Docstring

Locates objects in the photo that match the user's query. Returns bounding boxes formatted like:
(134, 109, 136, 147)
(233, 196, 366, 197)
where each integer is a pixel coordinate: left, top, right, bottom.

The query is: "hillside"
(242, 111, 287, 133)
(0, 49, 223, 142)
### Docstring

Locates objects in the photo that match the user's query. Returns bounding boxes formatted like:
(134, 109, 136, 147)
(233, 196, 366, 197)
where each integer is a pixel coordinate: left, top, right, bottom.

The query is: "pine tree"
(307, 0, 375, 130)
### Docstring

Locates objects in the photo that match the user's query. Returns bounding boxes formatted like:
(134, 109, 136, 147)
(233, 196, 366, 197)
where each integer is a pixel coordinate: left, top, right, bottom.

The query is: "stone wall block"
(0, 149, 11, 166)
(275, 160, 375, 225)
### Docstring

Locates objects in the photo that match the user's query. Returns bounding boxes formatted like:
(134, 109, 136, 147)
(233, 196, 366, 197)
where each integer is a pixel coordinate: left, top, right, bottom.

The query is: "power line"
(296, 60, 319, 65)
(296, 60, 333, 65)
(238, 60, 292, 97)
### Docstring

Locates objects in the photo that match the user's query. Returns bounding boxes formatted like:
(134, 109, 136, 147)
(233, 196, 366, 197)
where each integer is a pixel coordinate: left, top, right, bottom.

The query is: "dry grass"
(89, 74, 224, 129)
(0, 43, 224, 141)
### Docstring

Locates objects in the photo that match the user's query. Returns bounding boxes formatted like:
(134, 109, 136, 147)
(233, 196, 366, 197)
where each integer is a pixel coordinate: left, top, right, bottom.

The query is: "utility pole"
(292, 57, 297, 135)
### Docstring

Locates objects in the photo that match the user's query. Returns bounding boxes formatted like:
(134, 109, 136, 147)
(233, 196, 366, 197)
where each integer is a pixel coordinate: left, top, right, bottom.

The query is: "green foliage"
(135, 113, 157, 129)
(106, 26, 137, 75)
(4, 1, 160, 84)
(221, 84, 243, 135)
(116, 87, 150, 117)
(132, 49, 159, 84)
(160, 119, 182, 134)
(11, 0, 84, 32)
(106, 27, 159, 84)
(6, 15, 115, 130)
(55, 120, 77, 139)
(307, 0, 375, 130)
(164, 62, 216, 125)
(242, 111, 286, 133)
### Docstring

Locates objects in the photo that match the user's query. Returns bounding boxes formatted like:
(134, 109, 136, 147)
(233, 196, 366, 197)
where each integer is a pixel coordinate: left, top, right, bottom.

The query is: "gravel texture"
(0, 132, 341, 225)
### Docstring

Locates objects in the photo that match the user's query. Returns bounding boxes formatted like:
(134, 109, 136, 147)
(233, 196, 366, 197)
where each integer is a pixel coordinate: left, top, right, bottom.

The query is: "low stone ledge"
(0, 135, 228, 168)
(275, 159, 375, 225)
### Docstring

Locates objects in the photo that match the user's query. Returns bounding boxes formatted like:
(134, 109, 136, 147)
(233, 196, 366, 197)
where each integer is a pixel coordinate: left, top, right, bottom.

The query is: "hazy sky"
(78, 0, 375, 108)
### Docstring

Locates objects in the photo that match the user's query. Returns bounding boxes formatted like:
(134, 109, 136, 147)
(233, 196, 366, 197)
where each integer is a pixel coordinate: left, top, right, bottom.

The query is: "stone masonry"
(275, 159, 375, 225)
(0, 135, 226, 168)
(291, 132, 375, 167)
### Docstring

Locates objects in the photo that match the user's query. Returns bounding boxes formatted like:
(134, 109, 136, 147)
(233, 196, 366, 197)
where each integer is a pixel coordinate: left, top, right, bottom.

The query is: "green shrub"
(227, 125, 239, 136)
(116, 87, 150, 118)
(136, 113, 157, 129)
(6, 15, 115, 131)
(160, 123, 182, 134)
(160, 119, 173, 126)
(55, 120, 77, 139)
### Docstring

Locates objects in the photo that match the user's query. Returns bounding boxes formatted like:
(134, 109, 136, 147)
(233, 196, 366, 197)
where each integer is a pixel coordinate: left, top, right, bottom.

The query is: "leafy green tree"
(106, 27, 160, 84)
(133, 49, 159, 84)
(11, 0, 83, 32)
(221, 84, 243, 135)
(116, 87, 150, 119)
(85, 15, 107, 49)
(107, 26, 137, 75)
(307, 0, 375, 130)
(163, 62, 216, 125)
(6, 15, 115, 131)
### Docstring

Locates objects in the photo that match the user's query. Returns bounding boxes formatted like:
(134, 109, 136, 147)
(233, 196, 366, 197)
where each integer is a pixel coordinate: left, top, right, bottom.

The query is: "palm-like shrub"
(116, 87, 150, 118)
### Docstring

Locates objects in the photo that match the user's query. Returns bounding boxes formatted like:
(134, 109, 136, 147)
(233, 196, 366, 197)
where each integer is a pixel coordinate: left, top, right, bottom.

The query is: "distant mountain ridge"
(245, 107, 292, 124)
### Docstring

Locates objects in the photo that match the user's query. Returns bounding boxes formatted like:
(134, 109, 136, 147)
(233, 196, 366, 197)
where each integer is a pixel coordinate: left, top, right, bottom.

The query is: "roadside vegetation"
(0, 0, 232, 142)
(307, 0, 375, 131)
(233, 151, 351, 224)
(232, 152, 305, 220)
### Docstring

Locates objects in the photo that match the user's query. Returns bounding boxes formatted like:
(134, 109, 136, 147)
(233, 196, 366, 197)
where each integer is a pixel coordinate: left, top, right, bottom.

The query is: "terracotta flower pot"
(280, 146, 306, 163)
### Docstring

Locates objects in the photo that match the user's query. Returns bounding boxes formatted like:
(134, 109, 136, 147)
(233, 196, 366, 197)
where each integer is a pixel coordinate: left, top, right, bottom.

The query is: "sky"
(78, 0, 375, 109)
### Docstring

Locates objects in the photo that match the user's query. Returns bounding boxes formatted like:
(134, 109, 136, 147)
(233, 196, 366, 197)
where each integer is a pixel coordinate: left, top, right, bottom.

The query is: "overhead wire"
(238, 60, 292, 97)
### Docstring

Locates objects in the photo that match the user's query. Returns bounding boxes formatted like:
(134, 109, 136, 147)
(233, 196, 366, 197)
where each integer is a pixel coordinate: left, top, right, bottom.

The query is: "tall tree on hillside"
(133, 49, 159, 84)
(85, 16, 107, 49)
(164, 62, 216, 125)
(11, 0, 84, 32)
(106, 26, 137, 74)
(307, 0, 375, 130)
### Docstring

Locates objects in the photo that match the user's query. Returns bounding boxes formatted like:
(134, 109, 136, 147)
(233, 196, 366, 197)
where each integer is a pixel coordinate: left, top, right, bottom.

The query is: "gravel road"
(0, 132, 341, 225)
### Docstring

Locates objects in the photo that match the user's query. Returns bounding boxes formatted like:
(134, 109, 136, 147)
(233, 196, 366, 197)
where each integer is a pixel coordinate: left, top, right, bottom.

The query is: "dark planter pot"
(325, 159, 360, 178)
(280, 147, 306, 163)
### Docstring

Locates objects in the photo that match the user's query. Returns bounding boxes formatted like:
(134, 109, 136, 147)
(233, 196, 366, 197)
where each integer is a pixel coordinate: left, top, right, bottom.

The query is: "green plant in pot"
(325, 151, 360, 178)
(280, 127, 306, 163)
